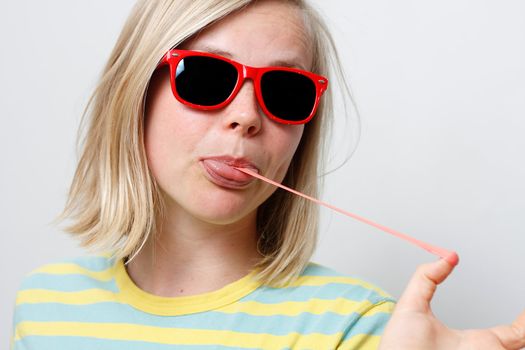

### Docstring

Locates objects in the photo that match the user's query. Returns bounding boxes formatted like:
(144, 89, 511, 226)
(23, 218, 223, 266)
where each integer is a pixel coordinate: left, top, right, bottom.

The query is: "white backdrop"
(2, 0, 524, 346)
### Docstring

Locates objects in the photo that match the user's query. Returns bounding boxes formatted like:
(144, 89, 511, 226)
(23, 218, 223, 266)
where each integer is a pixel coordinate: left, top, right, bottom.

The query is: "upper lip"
(199, 155, 260, 173)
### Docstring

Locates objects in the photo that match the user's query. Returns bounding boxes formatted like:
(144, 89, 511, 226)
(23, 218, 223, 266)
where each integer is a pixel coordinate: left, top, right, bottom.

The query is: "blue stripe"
(343, 311, 392, 338)
(13, 302, 391, 336)
(20, 273, 391, 306)
(20, 274, 118, 292)
(13, 336, 260, 350)
(301, 263, 345, 276)
(241, 283, 389, 304)
(18, 279, 388, 306)
(59, 254, 115, 271)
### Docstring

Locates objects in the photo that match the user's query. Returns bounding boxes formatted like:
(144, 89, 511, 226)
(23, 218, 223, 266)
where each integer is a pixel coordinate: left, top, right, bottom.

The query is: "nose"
(223, 80, 262, 137)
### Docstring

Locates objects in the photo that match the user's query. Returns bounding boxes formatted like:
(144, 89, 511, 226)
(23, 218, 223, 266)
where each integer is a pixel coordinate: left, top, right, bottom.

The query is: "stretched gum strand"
(235, 167, 459, 266)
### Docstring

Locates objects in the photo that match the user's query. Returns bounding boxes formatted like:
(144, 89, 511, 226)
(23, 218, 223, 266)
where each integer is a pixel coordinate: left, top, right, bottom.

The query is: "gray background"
(2, 0, 524, 345)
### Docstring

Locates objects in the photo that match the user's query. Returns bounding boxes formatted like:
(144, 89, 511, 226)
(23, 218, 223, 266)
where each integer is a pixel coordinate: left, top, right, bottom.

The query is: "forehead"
(182, 0, 313, 70)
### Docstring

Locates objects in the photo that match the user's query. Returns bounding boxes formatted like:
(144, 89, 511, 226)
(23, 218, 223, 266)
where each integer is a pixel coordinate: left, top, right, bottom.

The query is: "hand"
(379, 258, 525, 349)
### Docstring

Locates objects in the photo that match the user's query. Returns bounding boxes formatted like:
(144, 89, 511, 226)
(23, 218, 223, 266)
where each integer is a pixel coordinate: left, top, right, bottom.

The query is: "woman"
(10, 0, 525, 349)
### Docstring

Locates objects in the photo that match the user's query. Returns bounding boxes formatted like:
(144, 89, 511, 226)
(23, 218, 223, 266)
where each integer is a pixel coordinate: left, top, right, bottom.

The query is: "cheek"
(283, 126, 304, 160)
(267, 124, 304, 178)
(144, 89, 208, 184)
(145, 70, 208, 157)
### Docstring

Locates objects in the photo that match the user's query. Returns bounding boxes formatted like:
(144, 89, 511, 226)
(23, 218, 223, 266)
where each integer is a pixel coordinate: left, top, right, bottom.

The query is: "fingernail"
(444, 252, 460, 266)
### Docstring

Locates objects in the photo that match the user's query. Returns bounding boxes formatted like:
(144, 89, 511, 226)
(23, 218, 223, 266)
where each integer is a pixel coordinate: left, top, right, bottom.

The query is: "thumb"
(489, 309, 525, 349)
(396, 256, 458, 313)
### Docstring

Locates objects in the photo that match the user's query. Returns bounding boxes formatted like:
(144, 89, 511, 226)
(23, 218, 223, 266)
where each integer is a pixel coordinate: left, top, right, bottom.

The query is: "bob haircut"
(57, 0, 355, 287)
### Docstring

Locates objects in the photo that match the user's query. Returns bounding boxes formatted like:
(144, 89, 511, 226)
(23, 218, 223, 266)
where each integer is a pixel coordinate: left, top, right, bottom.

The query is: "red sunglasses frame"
(157, 49, 329, 125)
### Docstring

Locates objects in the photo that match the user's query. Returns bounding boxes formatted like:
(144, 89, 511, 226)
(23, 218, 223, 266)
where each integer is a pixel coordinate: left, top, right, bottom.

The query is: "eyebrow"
(196, 45, 308, 71)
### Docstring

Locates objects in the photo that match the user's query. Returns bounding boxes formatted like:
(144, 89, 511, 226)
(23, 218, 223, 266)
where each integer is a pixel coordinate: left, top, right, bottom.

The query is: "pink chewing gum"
(235, 167, 459, 266)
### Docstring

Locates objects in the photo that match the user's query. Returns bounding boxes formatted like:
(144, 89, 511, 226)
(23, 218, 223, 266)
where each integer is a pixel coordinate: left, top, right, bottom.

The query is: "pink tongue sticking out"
(234, 167, 459, 266)
(202, 159, 254, 182)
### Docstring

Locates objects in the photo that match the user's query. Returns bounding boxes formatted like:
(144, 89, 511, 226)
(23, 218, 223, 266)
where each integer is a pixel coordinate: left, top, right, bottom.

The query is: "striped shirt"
(11, 253, 395, 349)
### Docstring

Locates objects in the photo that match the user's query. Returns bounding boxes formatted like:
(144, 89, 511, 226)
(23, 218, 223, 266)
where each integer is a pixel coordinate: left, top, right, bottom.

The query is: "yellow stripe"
(220, 298, 393, 317)
(28, 263, 114, 281)
(290, 275, 393, 298)
(30, 266, 388, 296)
(361, 300, 395, 316)
(14, 321, 343, 349)
(27, 262, 391, 299)
(337, 333, 382, 350)
(16, 289, 118, 305)
(16, 288, 394, 317)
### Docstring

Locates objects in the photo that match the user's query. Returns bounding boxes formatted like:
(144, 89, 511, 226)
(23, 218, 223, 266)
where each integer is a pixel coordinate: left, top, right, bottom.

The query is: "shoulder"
(244, 262, 395, 348)
(297, 263, 395, 349)
(16, 251, 119, 294)
(296, 262, 396, 305)
(249, 261, 395, 315)
(11, 253, 120, 347)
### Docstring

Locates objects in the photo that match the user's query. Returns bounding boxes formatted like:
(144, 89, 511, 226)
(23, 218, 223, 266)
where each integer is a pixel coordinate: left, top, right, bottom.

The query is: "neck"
(125, 202, 263, 297)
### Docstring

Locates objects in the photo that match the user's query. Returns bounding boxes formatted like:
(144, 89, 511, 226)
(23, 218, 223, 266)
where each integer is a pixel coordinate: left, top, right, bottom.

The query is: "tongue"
(202, 159, 254, 182)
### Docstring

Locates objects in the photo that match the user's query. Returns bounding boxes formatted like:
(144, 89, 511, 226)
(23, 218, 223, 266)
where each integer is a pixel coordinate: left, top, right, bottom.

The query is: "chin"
(171, 189, 257, 225)
(186, 208, 254, 227)
(197, 200, 256, 225)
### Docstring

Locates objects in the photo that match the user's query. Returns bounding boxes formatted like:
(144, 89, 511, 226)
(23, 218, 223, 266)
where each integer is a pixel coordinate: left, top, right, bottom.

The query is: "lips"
(200, 156, 260, 189)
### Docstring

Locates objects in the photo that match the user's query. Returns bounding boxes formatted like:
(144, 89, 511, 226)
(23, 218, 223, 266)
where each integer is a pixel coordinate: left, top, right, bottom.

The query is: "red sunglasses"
(157, 49, 328, 125)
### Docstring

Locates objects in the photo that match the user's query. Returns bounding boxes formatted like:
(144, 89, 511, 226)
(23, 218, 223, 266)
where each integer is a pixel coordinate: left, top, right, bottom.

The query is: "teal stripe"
(13, 302, 390, 336)
(14, 336, 259, 350)
(20, 274, 118, 292)
(20, 274, 391, 306)
(301, 263, 345, 276)
(242, 283, 390, 304)
(342, 310, 392, 339)
(38, 257, 363, 280)
(59, 255, 115, 271)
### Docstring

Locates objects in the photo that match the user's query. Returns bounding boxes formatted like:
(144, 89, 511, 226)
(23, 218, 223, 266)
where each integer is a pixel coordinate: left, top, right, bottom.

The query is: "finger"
(396, 258, 457, 313)
(489, 309, 525, 350)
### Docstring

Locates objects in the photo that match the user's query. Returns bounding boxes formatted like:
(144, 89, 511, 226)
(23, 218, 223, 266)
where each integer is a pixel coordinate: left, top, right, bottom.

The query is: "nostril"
(230, 122, 240, 129)
(247, 125, 257, 135)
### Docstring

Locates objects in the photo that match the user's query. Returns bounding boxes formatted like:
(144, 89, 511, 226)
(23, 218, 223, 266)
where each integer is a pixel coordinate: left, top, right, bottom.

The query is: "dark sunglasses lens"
(261, 71, 316, 122)
(175, 56, 238, 106)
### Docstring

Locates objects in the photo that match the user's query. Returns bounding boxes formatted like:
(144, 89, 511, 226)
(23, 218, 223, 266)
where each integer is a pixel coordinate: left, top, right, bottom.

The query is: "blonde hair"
(57, 0, 355, 287)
